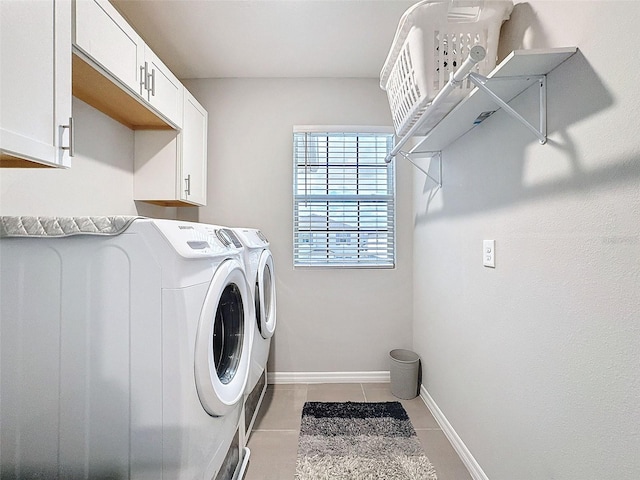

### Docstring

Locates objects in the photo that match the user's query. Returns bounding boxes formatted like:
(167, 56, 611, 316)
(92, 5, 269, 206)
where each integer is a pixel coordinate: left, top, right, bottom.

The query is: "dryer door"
(195, 258, 254, 416)
(256, 249, 276, 339)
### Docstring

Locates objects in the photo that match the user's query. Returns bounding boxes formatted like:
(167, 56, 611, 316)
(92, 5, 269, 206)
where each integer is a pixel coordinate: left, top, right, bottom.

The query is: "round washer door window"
(256, 249, 276, 339)
(194, 258, 254, 416)
(213, 283, 244, 384)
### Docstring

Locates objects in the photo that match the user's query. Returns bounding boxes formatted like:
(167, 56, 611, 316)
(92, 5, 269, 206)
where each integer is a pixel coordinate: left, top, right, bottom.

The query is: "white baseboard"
(268, 371, 390, 384)
(420, 385, 489, 480)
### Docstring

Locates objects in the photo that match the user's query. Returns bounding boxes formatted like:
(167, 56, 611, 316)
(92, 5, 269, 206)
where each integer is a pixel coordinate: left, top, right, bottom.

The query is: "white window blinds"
(293, 129, 395, 268)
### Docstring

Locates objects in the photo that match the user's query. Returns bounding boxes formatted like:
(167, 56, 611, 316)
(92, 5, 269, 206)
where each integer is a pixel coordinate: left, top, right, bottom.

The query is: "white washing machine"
(232, 228, 276, 440)
(0, 217, 253, 480)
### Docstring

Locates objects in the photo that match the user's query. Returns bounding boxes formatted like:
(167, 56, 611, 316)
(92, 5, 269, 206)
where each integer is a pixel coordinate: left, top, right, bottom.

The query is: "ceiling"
(111, 0, 416, 79)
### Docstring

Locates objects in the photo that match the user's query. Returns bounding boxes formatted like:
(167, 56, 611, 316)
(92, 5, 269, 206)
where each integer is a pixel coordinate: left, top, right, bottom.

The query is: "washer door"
(195, 258, 254, 416)
(256, 249, 276, 339)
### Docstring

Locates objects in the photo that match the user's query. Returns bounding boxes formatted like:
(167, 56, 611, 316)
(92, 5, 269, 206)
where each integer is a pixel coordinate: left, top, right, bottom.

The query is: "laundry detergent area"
(1, 1, 638, 480)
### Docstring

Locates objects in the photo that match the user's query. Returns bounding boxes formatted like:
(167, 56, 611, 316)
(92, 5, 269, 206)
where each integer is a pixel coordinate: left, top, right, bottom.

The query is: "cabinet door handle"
(139, 64, 146, 94)
(185, 174, 191, 196)
(61, 117, 74, 157)
(149, 68, 156, 97)
(142, 62, 151, 93)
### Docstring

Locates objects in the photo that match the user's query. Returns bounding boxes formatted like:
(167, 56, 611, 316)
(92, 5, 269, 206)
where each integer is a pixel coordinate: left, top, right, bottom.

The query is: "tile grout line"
(252, 428, 300, 433)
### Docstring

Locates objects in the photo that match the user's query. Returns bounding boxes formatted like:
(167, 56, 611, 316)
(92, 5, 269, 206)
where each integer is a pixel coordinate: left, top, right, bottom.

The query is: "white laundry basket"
(380, 0, 513, 137)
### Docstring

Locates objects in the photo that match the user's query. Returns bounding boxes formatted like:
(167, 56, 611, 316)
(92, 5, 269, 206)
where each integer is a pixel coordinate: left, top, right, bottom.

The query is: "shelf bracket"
(399, 150, 442, 188)
(468, 73, 547, 144)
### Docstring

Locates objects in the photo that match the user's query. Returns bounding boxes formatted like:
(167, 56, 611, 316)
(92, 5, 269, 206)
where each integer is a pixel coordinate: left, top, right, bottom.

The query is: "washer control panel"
(152, 220, 238, 258)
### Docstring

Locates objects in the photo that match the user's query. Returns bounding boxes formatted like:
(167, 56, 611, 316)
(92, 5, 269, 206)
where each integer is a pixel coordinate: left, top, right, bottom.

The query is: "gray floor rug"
(295, 401, 437, 480)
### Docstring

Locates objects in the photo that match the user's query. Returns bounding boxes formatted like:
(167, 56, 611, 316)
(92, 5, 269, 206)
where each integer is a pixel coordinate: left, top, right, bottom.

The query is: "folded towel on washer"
(0, 216, 142, 237)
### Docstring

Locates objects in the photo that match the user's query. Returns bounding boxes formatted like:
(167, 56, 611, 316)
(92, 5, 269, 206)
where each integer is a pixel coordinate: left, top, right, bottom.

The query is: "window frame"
(292, 125, 396, 269)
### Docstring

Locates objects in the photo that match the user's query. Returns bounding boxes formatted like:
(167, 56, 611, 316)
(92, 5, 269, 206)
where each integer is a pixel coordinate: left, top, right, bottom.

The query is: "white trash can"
(389, 349, 420, 400)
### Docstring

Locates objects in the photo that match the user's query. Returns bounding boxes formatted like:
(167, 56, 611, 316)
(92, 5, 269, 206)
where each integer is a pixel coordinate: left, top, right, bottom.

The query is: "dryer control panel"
(152, 219, 237, 258)
(234, 228, 269, 248)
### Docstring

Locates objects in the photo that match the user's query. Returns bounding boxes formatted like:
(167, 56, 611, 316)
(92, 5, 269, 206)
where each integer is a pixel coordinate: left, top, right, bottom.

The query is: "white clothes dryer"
(0, 217, 253, 480)
(232, 228, 277, 440)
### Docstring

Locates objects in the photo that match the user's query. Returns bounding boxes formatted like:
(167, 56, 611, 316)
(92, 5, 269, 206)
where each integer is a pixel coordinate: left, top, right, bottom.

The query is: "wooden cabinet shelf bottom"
(72, 53, 174, 131)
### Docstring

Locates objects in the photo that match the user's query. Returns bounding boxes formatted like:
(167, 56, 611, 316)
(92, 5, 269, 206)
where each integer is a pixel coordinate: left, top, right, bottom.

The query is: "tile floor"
(244, 383, 472, 480)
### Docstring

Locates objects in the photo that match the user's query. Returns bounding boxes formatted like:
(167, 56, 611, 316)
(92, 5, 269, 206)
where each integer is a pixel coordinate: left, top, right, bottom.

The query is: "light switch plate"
(483, 240, 495, 268)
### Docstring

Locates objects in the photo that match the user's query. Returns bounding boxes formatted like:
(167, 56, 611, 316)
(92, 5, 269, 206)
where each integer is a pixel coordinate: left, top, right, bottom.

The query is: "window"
(293, 127, 395, 268)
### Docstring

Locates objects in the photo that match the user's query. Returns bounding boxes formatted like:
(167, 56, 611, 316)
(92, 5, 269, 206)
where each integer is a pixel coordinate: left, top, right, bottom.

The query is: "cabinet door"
(180, 90, 208, 206)
(0, 0, 72, 168)
(143, 47, 184, 129)
(133, 89, 207, 207)
(74, 0, 144, 95)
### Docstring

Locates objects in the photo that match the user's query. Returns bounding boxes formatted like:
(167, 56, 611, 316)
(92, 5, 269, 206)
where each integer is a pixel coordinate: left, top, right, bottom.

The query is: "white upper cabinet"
(0, 0, 72, 168)
(180, 90, 208, 206)
(134, 91, 208, 207)
(74, 0, 144, 95)
(141, 48, 184, 129)
(72, 0, 207, 206)
(73, 0, 183, 129)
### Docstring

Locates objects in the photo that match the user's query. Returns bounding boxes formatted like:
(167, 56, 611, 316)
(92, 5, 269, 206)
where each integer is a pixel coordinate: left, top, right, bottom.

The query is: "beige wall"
(412, 2, 640, 479)
(183, 78, 414, 374)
